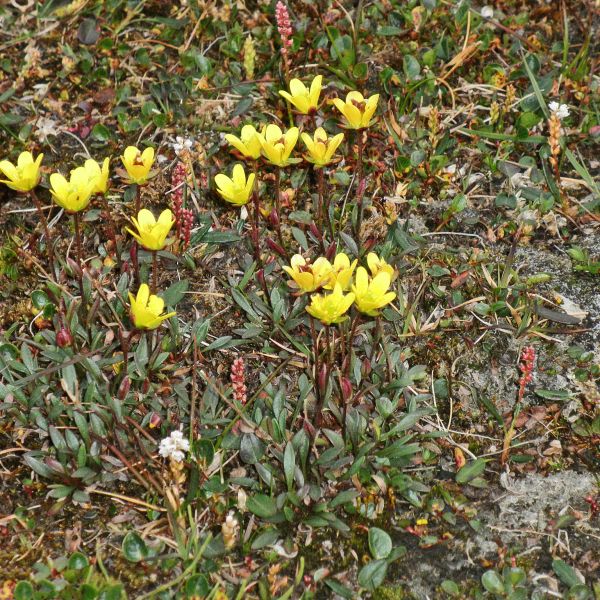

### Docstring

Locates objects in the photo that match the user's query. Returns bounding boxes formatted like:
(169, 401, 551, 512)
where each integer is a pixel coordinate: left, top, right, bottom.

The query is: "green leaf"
(14, 581, 34, 600)
(552, 559, 582, 588)
(377, 26, 403, 36)
(24, 454, 53, 478)
(441, 579, 460, 596)
(283, 441, 295, 491)
(481, 570, 505, 594)
(31, 290, 51, 310)
(456, 458, 487, 484)
(160, 279, 188, 306)
(68, 552, 89, 570)
(330, 35, 355, 68)
(48, 484, 75, 499)
(368, 527, 392, 560)
(97, 585, 124, 600)
(240, 434, 265, 464)
(358, 559, 388, 591)
(534, 389, 572, 401)
(80, 584, 98, 600)
(403, 54, 421, 80)
(91, 124, 112, 142)
(251, 527, 279, 550)
(122, 532, 148, 562)
(185, 574, 210, 597)
(247, 494, 278, 519)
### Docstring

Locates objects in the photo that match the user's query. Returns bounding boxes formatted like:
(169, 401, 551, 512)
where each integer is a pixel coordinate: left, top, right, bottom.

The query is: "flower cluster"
(158, 430, 190, 463)
(285, 252, 396, 324)
(217, 75, 379, 208)
(1, 146, 181, 333)
(275, 1, 293, 65)
(548, 101, 570, 120)
(231, 357, 247, 404)
(518, 346, 535, 390)
(222, 511, 240, 549)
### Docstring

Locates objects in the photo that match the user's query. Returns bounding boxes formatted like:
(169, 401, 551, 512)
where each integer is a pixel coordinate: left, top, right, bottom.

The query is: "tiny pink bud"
(266, 238, 286, 257)
(118, 376, 130, 400)
(318, 363, 328, 393)
(256, 269, 266, 286)
(67, 257, 82, 277)
(363, 238, 376, 252)
(357, 178, 367, 198)
(340, 377, 352, 401)
(362, 358, 371, 378)
(56, 328, 72, 348)
(269, 209, 280, 228)
(325, 242, 337, 261)
(309, 222, 321, 239)
(149, 412, 161, 429)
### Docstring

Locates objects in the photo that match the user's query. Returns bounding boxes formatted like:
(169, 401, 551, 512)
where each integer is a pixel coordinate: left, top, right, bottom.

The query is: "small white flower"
(173, 136, 194, 155)
(548, 101, 570, 120)
(481, 6, 493, 18)
(158, 430, 190, 462)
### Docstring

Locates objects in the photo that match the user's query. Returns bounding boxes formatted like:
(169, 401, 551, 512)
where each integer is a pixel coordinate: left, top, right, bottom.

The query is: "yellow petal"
(289, 79, 308, 97)
(309, 75, 322, 106)
(137, 283, 150, 306)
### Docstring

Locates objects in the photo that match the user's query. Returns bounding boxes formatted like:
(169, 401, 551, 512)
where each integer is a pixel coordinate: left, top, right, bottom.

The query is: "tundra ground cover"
(0, 1, 599, 598)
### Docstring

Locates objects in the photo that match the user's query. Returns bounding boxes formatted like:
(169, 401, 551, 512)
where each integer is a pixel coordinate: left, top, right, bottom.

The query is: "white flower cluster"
(173, 136, 194, 156)
(548, 102, 570, 120)
(158, 430, 190, 462)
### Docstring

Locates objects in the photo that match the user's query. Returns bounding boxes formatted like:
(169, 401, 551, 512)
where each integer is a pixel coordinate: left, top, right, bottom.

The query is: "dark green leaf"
(368, 527, 392, 560)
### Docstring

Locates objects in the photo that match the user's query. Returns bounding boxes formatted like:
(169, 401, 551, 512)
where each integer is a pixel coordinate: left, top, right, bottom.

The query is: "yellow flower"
(301, 128, 344, 167)
(279, 75, 323, 114)
(306, 283, 355, 325)
(325, 253, 357, 291)
(121, 146, 155, 184)
(0, 151, 43, 192)
(126, 208, 175, 251)
(283, 254, 332, 293)
(258, 124, 300, 167)
(128, 283, 176, 330)
(332, 91, 380, 129)
(352, 266, 396, 316)
(367, 252, 397, 281)
(214, 163, 255, 206)
(83, 158, 110, 194)
(224, 125, 262, 160)
(49, 167, 95, 213)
